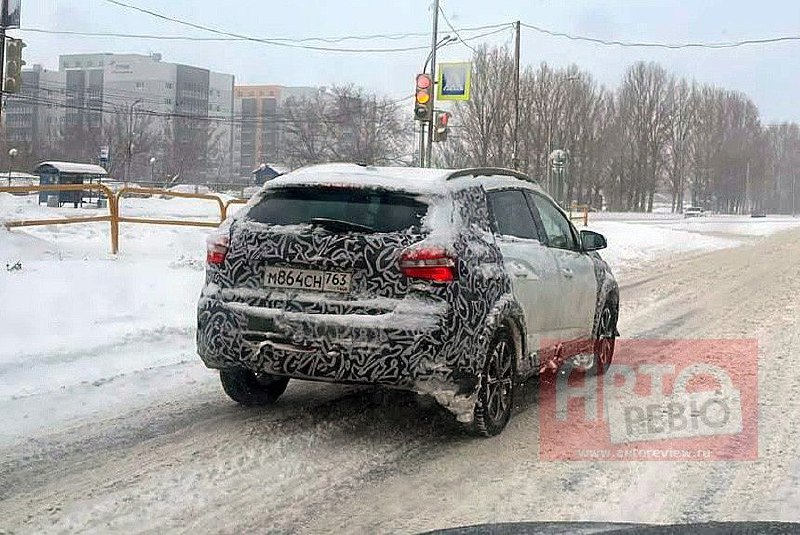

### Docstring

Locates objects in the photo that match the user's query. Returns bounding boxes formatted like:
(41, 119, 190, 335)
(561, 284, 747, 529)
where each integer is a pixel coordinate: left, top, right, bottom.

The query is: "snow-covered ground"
(0, 193, 236, 445)
(4, 192, 800, 533)
(2, 192, 800, 446)
(586, 212, 800, 274)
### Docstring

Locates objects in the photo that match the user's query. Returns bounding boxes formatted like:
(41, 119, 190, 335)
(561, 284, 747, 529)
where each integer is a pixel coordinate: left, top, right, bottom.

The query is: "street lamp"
(125, 98, 144, 184)
(150, 157, 157, 184)
(423, 35, 455, 74)
(7, 148, 18, 187)
(549, 149, 568, 205)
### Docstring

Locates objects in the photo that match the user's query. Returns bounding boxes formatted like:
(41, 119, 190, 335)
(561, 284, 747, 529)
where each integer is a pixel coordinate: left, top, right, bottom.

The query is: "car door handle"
(509, 261, 540, 280)
(561, 268, 574, 279)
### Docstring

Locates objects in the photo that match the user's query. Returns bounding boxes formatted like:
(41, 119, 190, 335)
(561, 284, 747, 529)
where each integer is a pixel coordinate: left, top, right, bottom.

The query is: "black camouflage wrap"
(197, 186, 515, 416)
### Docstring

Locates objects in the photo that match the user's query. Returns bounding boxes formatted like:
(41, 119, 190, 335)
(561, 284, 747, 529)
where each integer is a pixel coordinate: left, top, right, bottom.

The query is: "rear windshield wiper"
(310, 217, 376, 234)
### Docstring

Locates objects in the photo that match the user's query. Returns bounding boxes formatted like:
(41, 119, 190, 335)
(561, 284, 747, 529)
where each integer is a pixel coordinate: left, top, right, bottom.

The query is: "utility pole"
(512, 21, 521, 170)
(125, 98, 143, 183)
(745, 160, 750, 214)
(425, 0, 440, 168)
(0, 26, 6, 121)
(418, 122, 426, 167)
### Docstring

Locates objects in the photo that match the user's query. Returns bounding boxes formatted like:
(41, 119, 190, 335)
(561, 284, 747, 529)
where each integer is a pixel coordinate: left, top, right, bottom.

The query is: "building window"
(136, 82, 145, 89)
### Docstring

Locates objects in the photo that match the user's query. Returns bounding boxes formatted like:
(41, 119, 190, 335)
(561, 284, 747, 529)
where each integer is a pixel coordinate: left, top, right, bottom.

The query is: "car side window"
(486, 190, 540, 241)
(527, 193, 577, 250)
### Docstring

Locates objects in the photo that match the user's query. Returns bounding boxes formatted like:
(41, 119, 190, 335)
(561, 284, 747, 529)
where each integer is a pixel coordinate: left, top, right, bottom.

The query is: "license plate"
(264, 266, 352, 293)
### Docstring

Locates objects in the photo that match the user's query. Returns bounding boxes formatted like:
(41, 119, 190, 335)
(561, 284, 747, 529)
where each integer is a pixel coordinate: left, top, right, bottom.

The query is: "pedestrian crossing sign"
(437, 62, 472, 101)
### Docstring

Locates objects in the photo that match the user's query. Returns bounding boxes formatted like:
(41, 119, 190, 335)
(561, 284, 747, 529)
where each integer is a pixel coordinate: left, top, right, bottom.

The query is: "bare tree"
(440, 45, 515, 168)
(664, 78, 696, 212)
(616, 62, 671, 211)
(280, 85, 408, 168)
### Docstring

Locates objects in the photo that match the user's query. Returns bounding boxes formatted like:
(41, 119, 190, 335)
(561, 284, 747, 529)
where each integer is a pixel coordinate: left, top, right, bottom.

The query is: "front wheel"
(219, 369, 290, 406)
(592, 303, 617, 376)
(468, 328, 515, 437)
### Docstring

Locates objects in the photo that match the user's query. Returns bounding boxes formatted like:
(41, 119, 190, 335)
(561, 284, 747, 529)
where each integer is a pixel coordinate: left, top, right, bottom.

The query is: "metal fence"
(0, 184, 249, 254)
(568, 203, 590, 227)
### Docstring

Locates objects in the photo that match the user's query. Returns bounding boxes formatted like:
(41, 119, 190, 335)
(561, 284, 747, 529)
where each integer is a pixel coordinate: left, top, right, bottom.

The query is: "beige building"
(233, 85, 318, 177)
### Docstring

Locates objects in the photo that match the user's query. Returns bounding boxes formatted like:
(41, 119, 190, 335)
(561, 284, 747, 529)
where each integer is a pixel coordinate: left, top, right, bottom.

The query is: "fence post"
(110, 190, 119, 254)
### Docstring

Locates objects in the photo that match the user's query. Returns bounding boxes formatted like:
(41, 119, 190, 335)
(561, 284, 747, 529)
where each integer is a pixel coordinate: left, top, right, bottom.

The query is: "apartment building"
(56, 52, 234, 180)
(233, 84, 318, 177)
(3, 65, 66, 152)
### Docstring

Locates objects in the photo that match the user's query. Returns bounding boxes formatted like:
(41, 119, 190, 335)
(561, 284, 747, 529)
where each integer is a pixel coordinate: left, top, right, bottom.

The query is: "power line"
(520, 22, 800, 49)
(87, 1, 800, 53)
(438, 5, 481, 55)
(101, 0, 509, 53)
(4, 89, 415, 127)
(18, 23, 510, 45)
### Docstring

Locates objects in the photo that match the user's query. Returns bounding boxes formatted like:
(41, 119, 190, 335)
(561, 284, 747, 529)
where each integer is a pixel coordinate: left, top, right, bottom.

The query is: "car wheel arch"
(480, 297, 526, 377)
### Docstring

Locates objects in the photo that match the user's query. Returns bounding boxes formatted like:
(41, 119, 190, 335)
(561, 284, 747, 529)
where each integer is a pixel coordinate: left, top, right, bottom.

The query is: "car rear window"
(246, 187, 430, 233)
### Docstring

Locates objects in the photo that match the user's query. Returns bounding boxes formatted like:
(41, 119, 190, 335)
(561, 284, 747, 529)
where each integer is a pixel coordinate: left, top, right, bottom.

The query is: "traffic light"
(433, 111, 451, 143)
(4, 39, 26, 94)
(414, 73, 433, 122)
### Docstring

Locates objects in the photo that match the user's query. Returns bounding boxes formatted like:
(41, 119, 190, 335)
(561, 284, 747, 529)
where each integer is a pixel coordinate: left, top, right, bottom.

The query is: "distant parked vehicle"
(751, 209, 767, 218)
(684, 206, 705, 218)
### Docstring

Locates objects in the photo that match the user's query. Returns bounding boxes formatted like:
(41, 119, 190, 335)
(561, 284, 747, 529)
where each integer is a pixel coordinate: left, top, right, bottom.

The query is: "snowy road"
(2, 223, 800, 533)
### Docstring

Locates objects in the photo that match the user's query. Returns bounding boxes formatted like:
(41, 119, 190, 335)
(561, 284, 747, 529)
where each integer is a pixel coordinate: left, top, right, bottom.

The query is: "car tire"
(219, 369, 290, 406)
(468, 327, 516, 438)
(592, 302, 617, 376)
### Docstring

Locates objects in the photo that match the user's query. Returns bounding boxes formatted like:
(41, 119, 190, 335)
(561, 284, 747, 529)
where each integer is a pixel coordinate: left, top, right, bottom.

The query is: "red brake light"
(206, 233, 229, 266)
(399, 247, 456, 282)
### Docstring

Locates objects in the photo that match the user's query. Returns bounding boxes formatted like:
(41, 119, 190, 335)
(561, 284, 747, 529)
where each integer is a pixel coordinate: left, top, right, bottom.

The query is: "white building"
(58, 53, 235, 181)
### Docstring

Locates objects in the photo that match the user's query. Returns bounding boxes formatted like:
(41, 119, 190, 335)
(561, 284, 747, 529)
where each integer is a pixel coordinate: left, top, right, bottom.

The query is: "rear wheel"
(219, 369, 290, 406)
(469, 328, 515, 437)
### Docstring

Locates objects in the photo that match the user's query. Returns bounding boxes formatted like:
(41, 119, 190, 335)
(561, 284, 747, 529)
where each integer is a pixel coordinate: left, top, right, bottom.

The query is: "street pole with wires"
(512, 20, 521, 170)
(0, 26, 6, 120)
(425, 0, 440, 167)
(125, 98, 143, 184)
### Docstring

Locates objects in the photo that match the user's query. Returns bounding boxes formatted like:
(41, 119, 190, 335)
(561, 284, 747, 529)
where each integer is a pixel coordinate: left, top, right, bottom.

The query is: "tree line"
(440, 45, 800, 214)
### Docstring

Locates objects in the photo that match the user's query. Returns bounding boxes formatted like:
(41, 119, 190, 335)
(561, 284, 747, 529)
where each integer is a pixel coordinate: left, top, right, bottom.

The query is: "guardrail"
(222, 198, 249, 219)
(568, 203, 590, 227)
(1, 184, 120, 252)
(1, 184, 243, 254)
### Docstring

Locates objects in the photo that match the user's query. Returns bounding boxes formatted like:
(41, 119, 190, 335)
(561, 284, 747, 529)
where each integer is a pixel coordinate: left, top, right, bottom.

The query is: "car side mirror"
(580, 230, 607, 252)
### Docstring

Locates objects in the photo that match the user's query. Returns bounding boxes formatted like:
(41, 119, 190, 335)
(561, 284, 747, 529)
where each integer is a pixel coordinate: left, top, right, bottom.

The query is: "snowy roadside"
(2, 192, 800, 446)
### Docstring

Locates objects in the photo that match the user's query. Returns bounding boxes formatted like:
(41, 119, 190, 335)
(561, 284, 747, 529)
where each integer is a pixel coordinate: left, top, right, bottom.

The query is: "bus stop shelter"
(35, 161, 108, 207)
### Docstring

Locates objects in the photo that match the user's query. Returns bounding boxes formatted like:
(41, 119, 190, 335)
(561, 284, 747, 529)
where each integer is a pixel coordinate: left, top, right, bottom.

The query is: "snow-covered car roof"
(265, 163, 537, 195)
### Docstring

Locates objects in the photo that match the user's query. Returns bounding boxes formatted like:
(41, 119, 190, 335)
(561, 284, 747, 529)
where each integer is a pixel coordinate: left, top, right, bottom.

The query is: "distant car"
(751, 210, 767, 218)
(197, 164, 619, 437)
(684, 206, 705, 218)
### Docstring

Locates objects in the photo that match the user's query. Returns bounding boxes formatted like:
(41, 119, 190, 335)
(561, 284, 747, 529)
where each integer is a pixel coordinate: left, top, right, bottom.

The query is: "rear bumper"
(197, 294, 479, 404)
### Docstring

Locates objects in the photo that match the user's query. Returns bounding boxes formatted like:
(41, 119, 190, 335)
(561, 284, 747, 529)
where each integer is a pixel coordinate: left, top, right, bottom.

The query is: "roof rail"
(445, 167, 537, 184)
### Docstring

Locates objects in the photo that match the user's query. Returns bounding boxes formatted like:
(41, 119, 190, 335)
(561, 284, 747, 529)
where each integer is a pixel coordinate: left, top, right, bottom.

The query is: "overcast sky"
(17, 0, 800, 123)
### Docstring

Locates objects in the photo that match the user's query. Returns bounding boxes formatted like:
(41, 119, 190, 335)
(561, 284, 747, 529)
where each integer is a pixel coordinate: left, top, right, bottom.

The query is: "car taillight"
(206, 233, 229, 266)
(399, 247, 456, 282)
